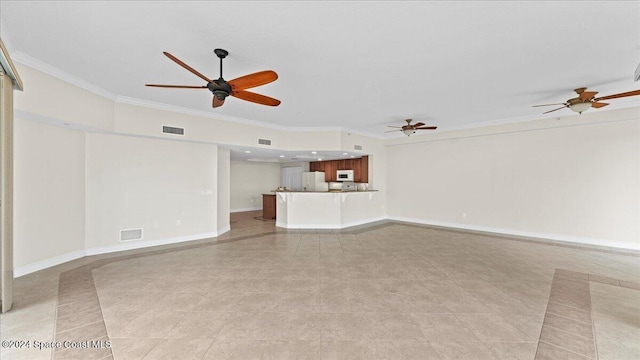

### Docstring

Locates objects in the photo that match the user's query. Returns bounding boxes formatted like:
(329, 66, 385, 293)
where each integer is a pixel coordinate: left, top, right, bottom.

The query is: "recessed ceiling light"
(311, 151, 317, 154)
(350, 155, 355, 158)
(342, 153, 348, 155)
(318, 158, 322, 161)
(245, 150, 251, 153)
(279, 155, 285, 158)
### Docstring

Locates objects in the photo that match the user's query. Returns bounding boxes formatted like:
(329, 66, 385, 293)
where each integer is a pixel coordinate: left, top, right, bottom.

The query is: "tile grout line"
(543, 323, 594, 341)
(535, 269, 595, 359)
(544, 310, 593, 326)
(532, 268, 640, 360)
(53, 268, 112, 359)
(537, 340, 595, 359)
(589, 278, 599, 360)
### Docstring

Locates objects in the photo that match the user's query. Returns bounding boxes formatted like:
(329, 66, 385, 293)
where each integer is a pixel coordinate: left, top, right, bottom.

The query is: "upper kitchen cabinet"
(343, 159, 355, 172)
(356, 155, 368, 183)
(310, 156, 369, 183)
(325, 161, 337, 182)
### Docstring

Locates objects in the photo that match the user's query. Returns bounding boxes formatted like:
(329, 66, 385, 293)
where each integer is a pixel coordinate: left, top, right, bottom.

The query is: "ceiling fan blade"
(384, 129, 401, 133)
(145, 84, 207, 89)
(542, 106, 567, 114)
(229, 70, 278, 91)
(232, 90, 281, 106)
(593, 89, 640, 101)
(415, 126, 437, 130)
(413, 122, 425, 127)
(163, 51, 213, 83)
(579, 91, 598, 101)
(212, 96, 225, 108)
(591, 102, 609, 108)
(532, 103, 567, 107)
(387, 126, 403, 128)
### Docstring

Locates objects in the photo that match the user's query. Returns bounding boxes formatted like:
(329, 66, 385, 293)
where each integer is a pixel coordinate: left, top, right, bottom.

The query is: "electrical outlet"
(462, 212, 467, 219)
(176, 219, 181, 225)
(154, 221, 159, 228)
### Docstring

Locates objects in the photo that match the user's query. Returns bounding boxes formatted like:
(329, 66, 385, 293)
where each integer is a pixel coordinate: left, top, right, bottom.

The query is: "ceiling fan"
(146, 48, 280, 108)
(533, 87, 640, 114)
(386, 119, 437, 136)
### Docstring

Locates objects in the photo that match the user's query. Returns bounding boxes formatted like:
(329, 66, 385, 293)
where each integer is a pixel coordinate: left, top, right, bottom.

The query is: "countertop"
(273, 190, 378, 193)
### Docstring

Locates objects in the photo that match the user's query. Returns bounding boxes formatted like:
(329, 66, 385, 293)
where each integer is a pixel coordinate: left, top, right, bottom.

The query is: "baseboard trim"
(231, 207, 261, 213)
(14, 250, 85, 278)
(276, 216, 387, 230)
(387, 216, 640, 251)
(15, 231, 225, 277)
(217, 225, 231, 236)
(84, 231, 220, 256)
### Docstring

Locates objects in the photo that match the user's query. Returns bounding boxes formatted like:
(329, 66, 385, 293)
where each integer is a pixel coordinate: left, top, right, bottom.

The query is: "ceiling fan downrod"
(214, 48, 228, 80)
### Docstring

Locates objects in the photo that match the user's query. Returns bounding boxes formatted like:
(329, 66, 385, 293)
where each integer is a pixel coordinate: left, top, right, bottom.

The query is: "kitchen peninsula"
(275, 190, 383, 229)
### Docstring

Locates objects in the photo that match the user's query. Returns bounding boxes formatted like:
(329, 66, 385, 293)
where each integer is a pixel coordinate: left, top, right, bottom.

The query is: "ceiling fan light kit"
(145, 48, 280, 108)
(568, 102, 592, 114)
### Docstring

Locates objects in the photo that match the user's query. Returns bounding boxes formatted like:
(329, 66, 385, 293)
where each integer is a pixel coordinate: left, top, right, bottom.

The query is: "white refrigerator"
(302, 172, 329, 192)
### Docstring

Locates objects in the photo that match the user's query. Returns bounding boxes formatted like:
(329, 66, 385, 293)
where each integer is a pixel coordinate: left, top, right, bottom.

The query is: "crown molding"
(12, 51, 117, 100)
(11, 54, 384, 140)
(0, 39, 23, 90)
(115, 95, 290, 131)
(115, 96, 385, 139)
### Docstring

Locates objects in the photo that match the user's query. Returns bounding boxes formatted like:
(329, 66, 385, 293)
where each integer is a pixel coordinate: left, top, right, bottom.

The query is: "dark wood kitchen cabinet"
(325, 161, 337, 182)
(357, 155, 368, 183)
(310, 156, 369, 183)
(343, 159, 354, 172)
(262, 194, 276, 220)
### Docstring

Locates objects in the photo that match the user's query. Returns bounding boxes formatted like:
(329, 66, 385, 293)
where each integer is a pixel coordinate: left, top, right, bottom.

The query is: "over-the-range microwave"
(336, 170, 354, 181)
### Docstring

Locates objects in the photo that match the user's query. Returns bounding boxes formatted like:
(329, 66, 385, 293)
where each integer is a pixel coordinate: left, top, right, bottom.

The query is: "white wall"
(230, 160, 281, 211)
(85, 133, 219, 252)
(387, 108, 640, 249)
(217, 148, 230, 233)
(14, 64, 114, 132)
(13, 119, 85, 270)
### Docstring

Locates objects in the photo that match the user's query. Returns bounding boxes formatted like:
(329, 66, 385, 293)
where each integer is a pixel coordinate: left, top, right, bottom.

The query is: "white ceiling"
(2, 1, 640, 143)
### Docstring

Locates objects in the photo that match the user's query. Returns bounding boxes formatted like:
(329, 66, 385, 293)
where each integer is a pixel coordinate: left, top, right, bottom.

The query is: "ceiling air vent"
(354, 145, 363, 150)
(162, 125, 184, 135)
(120, 228, 143, 242)
(634, 61, 640, 82)
(258, 138, 272, 146)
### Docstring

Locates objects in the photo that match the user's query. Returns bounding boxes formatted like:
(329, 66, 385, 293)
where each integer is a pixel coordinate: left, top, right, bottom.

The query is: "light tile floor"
(1, 211, 639, 359)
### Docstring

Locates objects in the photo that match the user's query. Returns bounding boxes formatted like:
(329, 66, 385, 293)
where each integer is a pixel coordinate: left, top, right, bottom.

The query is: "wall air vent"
(354, 145, 363, 150)
(120, 228, 143, 242)
(162, 125, 184, 135)
(258, 138, 272, 146)
(635, 61, 640, 82)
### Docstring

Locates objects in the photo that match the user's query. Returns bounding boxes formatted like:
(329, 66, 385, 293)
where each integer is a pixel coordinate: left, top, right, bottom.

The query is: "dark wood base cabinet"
(262, 194, 276, 220)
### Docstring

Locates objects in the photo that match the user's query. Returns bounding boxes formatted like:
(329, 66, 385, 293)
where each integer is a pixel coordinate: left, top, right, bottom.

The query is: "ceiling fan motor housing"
(207, 80, 232, 99)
